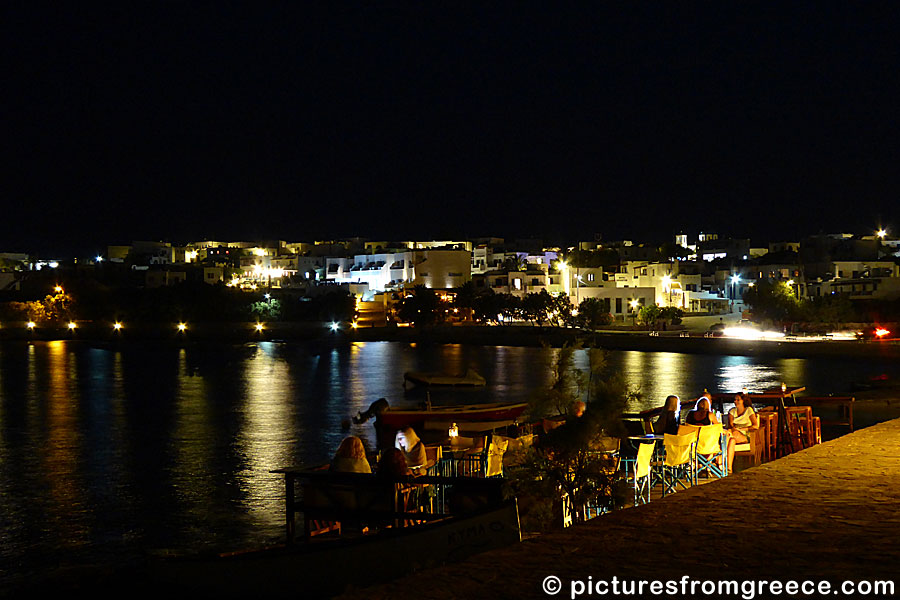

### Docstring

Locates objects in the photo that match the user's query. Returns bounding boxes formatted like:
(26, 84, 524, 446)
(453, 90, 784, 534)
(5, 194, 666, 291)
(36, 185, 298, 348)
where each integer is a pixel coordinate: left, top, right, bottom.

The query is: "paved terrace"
(339, 417, 900, 599)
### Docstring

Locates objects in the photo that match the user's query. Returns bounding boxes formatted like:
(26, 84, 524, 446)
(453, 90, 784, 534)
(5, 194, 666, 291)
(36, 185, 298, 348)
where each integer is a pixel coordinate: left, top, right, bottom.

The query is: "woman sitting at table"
(395, 427, 427, 471)
(330, 436, 372, 474)
(688, 395, 737, 471)
(653, 395, 681, 435)
(377, 448, 412, 478)
(685, 395, 719, 426)
(727, 393, 759, 445)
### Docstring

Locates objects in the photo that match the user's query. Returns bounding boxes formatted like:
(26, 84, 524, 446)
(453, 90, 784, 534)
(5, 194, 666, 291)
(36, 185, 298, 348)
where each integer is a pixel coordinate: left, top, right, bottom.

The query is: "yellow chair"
(661, 432, 697, 495)
(634, 440, 655, 506)
(695, 424, 727, 478)
(677, 424, 701, 437)
(485, 436, 508, 478)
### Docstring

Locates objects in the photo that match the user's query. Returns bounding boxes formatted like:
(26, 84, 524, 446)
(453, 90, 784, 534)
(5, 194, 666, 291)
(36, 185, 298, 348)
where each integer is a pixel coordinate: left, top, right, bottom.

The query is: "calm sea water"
(1, 339, 898, 583)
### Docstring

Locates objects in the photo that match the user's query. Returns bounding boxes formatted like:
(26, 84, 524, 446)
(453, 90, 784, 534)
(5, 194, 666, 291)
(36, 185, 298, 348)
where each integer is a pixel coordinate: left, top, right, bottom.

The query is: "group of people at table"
(326, 392, 760, 478)
(328, 427, 428, 478)
(652, 391, 759, 472)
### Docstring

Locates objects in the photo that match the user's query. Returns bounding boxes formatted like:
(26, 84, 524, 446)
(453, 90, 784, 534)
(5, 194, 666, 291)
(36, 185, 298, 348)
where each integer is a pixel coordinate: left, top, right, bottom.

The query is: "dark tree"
(397, 285, 440, 327)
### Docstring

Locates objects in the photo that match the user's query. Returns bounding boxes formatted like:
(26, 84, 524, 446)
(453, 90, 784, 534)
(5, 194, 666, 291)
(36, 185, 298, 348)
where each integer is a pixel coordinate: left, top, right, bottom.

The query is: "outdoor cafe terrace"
(340, 414, 900, 599)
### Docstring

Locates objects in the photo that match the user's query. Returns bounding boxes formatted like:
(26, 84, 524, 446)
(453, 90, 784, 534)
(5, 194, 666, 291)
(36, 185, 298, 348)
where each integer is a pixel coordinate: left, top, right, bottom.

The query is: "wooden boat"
(377, 401, 529, 429)
(149, 499, 521, 597)
(403, 368, 486, 387)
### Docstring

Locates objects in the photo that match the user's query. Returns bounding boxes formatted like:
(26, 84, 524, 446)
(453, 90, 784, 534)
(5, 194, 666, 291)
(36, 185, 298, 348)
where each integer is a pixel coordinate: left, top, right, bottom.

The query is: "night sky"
(3, 3, 899, 256)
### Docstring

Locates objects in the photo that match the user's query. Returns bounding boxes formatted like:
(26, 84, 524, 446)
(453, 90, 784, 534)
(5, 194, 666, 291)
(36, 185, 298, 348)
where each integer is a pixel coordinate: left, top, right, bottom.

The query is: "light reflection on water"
(1, 339, 899, 584)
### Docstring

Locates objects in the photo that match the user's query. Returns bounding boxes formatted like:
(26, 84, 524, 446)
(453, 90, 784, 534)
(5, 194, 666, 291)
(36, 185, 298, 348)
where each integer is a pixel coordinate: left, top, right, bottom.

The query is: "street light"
(731, 274, 740, 311)
(629, 298, 639, 326)
(575, 273, 583, 306)
(877, 229, 887, 239)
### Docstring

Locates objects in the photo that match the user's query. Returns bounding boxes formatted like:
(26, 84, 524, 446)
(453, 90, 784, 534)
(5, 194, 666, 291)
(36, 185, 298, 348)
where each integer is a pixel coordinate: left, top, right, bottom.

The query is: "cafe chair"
(757, 411, 778, 461)
(695, 424, 727, 479)
(733, 428, 765, 468)
(485, 436, 509, 478)
(660, 432, 697, 496)
(634, 440, 655, 506)
(677, 424, 701, 437)
(618, 437, 640, 478)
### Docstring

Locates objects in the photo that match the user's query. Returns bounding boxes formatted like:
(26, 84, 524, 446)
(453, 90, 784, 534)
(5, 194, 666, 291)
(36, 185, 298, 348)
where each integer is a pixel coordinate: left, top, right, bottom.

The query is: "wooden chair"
(785, 406, 813, 449)
(764, 411, 779, 461)
(734, 428, 764, 468)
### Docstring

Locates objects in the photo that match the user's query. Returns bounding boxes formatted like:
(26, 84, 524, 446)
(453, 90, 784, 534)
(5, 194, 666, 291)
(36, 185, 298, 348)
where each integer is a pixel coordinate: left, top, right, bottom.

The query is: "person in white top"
(727, 393, 759, 447)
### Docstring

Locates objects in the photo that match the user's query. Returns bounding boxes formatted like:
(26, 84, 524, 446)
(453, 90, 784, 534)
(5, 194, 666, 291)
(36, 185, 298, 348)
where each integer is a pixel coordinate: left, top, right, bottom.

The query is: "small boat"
(377, 401, 529, 430)
(403, 368, 486, 387)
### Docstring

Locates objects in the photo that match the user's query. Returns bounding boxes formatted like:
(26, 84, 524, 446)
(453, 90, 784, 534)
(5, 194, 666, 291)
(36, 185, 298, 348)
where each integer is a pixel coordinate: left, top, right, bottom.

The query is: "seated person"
(395, 427, 427, 471)
(653, 395, 681, 435)
(726, 394, 759, 471)
(685, 395, 719, 426)
(687, 395, 736, 471)
(727, 393, 759, 443)
(329, 436, 372, 474)
(377, 448, 411, 479)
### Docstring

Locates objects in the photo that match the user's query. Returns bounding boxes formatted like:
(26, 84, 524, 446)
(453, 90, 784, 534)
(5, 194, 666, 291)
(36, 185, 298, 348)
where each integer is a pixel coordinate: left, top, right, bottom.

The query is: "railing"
(270, 468, 507, 543)
(433, 454, 485, 478)
(793, 396, 855, 431)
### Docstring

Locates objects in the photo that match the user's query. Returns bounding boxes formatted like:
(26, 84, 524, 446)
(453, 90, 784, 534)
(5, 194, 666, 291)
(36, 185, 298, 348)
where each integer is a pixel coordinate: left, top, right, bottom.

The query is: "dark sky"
(3, 3, 899, 256)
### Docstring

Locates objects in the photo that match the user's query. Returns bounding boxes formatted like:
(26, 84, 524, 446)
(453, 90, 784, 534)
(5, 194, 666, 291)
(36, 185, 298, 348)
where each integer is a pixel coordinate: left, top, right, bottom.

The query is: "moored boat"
(403, 368, 486, 387)
(377, 401, 529, 430)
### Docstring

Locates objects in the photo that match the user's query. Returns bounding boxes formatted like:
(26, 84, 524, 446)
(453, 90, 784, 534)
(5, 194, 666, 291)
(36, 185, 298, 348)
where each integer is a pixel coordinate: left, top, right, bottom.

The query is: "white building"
(326, 249, 471, 300)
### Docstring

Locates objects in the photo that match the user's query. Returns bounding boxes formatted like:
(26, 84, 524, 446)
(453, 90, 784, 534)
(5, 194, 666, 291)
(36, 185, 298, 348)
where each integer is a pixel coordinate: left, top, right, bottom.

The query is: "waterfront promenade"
(339, 416, 900, 599)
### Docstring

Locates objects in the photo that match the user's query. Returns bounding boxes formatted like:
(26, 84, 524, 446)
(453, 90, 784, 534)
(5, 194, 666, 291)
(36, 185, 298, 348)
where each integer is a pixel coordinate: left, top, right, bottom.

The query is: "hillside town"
(2, 229, 898, 331)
